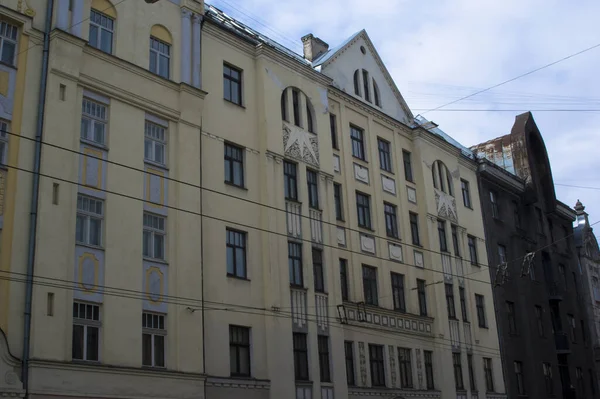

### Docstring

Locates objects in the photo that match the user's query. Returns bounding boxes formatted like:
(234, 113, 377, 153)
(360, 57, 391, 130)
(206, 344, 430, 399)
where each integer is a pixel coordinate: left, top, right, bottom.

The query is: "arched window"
(373, 79, 381, 107)
(281, 87, 317, 133)
(362, 70, 370, 102)
(353, 70, 361, 96)
(281, 91, 288, 121)
(432, 160, 454, 196)
(306, 102, 315, 133)
(89, 0, 117, 54)
(150, 25, 172, 79)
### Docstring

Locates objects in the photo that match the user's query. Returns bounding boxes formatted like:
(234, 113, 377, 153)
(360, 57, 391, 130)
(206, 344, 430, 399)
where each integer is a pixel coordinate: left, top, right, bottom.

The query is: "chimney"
(301, 34, 329, 62)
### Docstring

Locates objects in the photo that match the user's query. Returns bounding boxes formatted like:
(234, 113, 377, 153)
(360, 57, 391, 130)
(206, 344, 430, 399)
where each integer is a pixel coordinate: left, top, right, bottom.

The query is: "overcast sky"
(209, 0, 600, 238)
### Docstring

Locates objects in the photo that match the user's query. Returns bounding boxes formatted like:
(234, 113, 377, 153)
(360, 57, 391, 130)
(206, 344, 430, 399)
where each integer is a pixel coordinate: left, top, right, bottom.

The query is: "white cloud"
(209, 0, 600, 238)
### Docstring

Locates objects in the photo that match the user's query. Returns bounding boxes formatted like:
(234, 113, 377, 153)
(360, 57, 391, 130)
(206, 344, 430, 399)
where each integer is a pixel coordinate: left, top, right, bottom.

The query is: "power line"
(555, 183, 600, 190)
(412, 109, 600, 112)
(420, 41, 600, 115)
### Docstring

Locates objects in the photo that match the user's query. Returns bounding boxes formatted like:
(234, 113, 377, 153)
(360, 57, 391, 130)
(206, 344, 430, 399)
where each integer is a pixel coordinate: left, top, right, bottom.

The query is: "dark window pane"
(72, 325, 84, 360)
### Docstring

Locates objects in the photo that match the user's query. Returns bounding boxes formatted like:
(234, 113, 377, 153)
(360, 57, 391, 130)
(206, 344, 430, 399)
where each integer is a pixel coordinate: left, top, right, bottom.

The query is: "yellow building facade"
(0, 1, 506, 399)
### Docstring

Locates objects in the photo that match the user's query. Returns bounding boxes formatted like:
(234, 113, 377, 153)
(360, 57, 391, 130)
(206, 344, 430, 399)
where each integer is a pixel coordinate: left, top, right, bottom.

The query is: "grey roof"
(413, 116, 475, 159)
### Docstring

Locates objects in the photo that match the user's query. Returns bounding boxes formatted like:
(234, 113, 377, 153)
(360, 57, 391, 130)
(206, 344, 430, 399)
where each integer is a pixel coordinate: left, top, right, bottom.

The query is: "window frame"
(318, 335, 331, 383)
(344, 341, 356, 386)
(72, 301, 101, 362)
(453, 352, 464, 390)
(424, 350, 435, 390)
(377, 138, 392, 172)
(226, 228, 247, 279)
(362, 69, 371, 102)
(490, 190, 500, 219)
(468, 235, 479, 266)
(312, 248, 325, 293)
(417, 279, 427, 316)
(0, 21, 18, 66)
(483, 357, 494, 392)
(229, 325, 251, 377)
(350, 125, 366, 161)
(356, 192, 372, 229)
(330, 114, 338, 149)
(149, 36, 171, 79)
(334, 183, 343, 221)
(81, 97, 108, 145)
(445, 283, 457, 320)
(306, 169, 319, 209)
(409, 212, 421, 246)
(535, 305, 545, 337)
(368, 344, 385, 387)
(143, 212, 166, 261)
(543, 362, 553, 394)
(340, 259, 349, 301)
(362, 265, 378, 306)
(224, 142, 245, 187)
(0, 119, 8, 165)
(402, 150, 414, 182)
(398, 347, 413, 388)
(467, 354, 477, 391)
(513, 361, 525, 395)
(576, 367, 585, 395)
(506, 301, 517, 335)
(459, 287, 468, 322)
(384, 202, 399, 239)
(144, 120, 167, 166)
(293, 333, 309, 381)
(461, 179, 472, 208)
(288, 241, 303, 287)
(475, 294, 487, 328)
(391, 272, 406, 312)
(223, 63, 243, 105)
(89, 9, 114, 54)
(438, 219, 448, 252)
(76, 194, 104, 247)
(283, 161, 298, 201)
(498, 244, 507, 264)
(451, 225, 461, 257)
(142, 312, 166, 368)
(292, 89, 301, 127)
(373, 78, 381, 107)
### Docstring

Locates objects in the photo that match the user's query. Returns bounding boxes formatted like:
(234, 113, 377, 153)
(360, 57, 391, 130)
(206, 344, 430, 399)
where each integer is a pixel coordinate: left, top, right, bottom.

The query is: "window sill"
(405, 179, 415, 185)
(225, 181, 247, 191)
(336, 218, 345, 224)
(464, 205, 474, 210)
(143, 257, 169, 265)
(386, 235, 401, 242)
(227, 274, 250, 282)
(230, 373, 253, 379)
(285, 198, 302, 205)
(479, 325, 489, 330)
(493, 217, 504, 223)
(381, 169, 394, 176)
(0, 61, 17, 70)
(290, 284, 307, 291)
(72, 359, 101, 365)
(358, 226, 376, 233)
(142, 365, 167, 370)
(352, 156, 368, 164)
(76, 242, 105, 251)
(80, 138, 109, 151)
(144, 160, 169, 171)
(224, 98, 245, 109)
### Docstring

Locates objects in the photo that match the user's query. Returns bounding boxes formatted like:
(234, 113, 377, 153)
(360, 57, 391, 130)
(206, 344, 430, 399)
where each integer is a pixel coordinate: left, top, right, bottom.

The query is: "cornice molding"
(202, 21, 256, 56)
(478, 161, 525, 194)
(255, 44, 331, 87)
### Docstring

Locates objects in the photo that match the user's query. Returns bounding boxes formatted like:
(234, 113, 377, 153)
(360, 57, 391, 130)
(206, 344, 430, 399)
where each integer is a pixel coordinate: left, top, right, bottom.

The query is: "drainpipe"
(22, 0, 54, 391)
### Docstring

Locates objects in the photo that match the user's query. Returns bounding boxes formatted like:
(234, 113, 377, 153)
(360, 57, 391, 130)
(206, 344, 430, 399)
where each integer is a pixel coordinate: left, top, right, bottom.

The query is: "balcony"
(315, 292, 329, 333)
(339, 302, 433, 337)
(309, 208, 323, 244)
(290, 287, 307, 330)
(449, 319, 461, 351)
(442, 253, 453, 281)
(547, 282, 563, 301)
(554, 332, 571, 353)
(286, 201, 302, 238)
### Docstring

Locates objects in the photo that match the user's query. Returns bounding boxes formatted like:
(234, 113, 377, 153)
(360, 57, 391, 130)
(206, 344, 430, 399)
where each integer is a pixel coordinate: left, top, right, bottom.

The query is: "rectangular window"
(72, 302, 100, 361)
(476, 294, 487, 328)
(0, 119, 8, 165)
(513, 201, 521, 229)
(143, 213, 166, 260)
(142, 312, 166, 368)
(226, 229, 246, 278)
(362, 265, 378, 306)
(145, 120, 167, 165)
(369, 344, 385, 387)
(330, 114, 338, 149)
(484, 357, 494, 392)
(344, 341, 355, 386)
(402, 150, 413, 182)
(468, 354, 477, 391)
(417, 279, 427, 316)
(451, 225, 460, 257)
(445, 283, 456, 319)
(340, 259, 349, 301)
(377, 138, 392, 172)
(535, 305, 545, 337)
(223, 64, 242, 105)
(515, 361, 525, 395)
(288, 242, 303, 287)
(490, 190, 499, 218)
(307, 169, 319, 209)
(569, 314, 576, 342)
(350, 125, 365, 161)
(410, 212, 421, 246)
(391, 272, 406, 312)
(292, 89, 301, 127)
(468, 235, 478, 266)
(507, 301, 517, 335)
(398, 347, 413, 388)
(577, 367, 584, 395)
(149, 37, 170, 79)
(438, 220, 448, 252)
(312, 248, 324, 293)
(461, 179, 472, 208)
(498, 244, 507, 264)
(284, 161, 298, 201)
(453, 352, 464, 390)
(459, 287, 468, 322)
(293, 333, 309, 381)
(356, 192, 372, 229)
(229, 325, 251, 376)
(424, 350, 434, 389)
(384, 202, 399, 238)
(590, 369, 596, 394)
(89, 9, 114, 53)
(224, 143, 244, 187)
(318, 335, 331, 383)
(0, 21, 18, 65)
(543, 362, 553, 394)
(81, 98, 107, 145)
(76, 195, 103, 246)
(536, 207, 544, 234)
(334, 183, 343, 221)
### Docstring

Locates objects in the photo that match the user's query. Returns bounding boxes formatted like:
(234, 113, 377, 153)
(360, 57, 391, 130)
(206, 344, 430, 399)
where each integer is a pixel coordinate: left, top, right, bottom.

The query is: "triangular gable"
(313, 30, 413, 124)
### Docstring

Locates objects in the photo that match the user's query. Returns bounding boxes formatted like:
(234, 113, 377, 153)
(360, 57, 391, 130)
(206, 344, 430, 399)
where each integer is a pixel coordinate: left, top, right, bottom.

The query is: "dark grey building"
(471, 112, 598, 399)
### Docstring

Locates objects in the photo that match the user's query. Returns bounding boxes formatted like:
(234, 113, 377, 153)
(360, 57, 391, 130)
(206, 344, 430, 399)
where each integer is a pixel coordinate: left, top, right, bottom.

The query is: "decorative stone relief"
(337, 227, 346, 246)
(283, 123, 319, 167)
(414, 250, 424, 268)
(360, 234, 375, 254)
(415, 348, 423, 389)
(388, 243, 403, 262)
(358, 342, 367, 386)
(407, 186, 417, 204)
(354, 163, 369, 184)
(333, 154, 341, 173)
(381, 175, 396, 195)
(435, 189, 458, 222)
(389, 345, 397, 387)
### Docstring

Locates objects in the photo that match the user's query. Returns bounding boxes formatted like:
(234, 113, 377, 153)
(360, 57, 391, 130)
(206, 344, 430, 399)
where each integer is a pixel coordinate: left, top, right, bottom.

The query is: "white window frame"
(143, 212, 166, 260)
(144, 120, 167, 165)
(142, 312, 166, 368)
(0, 21, 18, 66)
(149, 36, 171, 79)
(72, 301, 101, 362)
(76, 194, 104, 247)
(89, 9, 114, 54)
(81, 98, 108, 145)
(0, 119, 8, 165)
